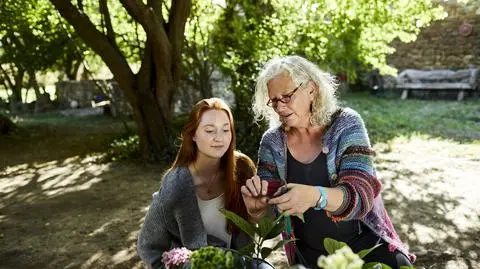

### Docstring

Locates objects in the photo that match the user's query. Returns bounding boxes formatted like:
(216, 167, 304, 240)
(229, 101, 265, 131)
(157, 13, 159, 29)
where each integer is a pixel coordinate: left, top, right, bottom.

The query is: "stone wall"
(56, 80, 104, 109)
(388, 2, 480, 70)
(55, 80, 132, 117)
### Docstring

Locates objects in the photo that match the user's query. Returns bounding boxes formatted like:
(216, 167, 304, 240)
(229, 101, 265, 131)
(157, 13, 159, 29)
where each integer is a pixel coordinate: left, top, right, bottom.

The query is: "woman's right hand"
(241, 175, 269, 220)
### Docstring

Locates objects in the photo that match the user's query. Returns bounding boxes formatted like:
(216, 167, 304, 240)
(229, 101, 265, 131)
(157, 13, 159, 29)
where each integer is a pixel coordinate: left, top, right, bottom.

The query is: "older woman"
(241, 56, 414, 269)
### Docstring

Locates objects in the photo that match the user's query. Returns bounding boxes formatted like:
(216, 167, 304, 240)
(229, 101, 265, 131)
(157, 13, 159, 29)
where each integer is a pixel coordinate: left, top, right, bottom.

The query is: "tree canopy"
(0, 0, 85, 110)
(1, 0, 447, 159)
(203, 0, 446, 155)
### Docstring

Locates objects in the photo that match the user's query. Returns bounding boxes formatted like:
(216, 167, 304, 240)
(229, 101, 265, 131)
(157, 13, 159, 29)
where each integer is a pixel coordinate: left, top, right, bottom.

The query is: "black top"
(287, 149, 360, 268)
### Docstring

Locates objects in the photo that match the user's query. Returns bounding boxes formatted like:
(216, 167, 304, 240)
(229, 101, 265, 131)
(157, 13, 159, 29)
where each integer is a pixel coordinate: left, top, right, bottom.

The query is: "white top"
(196, 193, 232, 248)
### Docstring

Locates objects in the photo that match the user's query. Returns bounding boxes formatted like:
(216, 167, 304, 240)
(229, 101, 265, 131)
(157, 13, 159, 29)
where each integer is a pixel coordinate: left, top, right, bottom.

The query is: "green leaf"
(264, 218, 284, 240)
(357, 243, 382, 259)
(219, 209, 256, 238)
(260, 247, 273, 259)
(399, 266, 416, 269)
(238, 241, 255, 256)
(258, 212, 286, 240)
(363, 262, 393, 269)
(323, 238, 348, 255)
(257, 216, 276, 238)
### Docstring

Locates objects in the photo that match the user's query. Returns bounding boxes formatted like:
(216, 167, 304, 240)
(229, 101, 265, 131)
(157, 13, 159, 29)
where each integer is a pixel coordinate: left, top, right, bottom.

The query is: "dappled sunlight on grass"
(111, 245, 140, 265)
(80, 251, 105, 269)
(88, 218, 122, 237)
(78, 245, 144, 269)
(0, 113, 158, 269)
(74, 207, 147, 268)
(0, 114, 135, 170)
(411, 223, 449, 244)
(374, 134, 480, 267)
(76, 238, 142, 269)
(0, 155, 111, 207)
(0, 152, 163, 269)
(0, 170, 34, 194)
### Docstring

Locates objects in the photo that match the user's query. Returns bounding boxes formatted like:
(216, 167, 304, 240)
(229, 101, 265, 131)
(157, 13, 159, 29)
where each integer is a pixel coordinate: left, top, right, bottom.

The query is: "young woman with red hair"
(137, 98, 258, 269)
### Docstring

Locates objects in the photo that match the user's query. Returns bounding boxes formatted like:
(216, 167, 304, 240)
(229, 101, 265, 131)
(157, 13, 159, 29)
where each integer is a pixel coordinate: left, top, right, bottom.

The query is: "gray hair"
(252, 55, 339, 127)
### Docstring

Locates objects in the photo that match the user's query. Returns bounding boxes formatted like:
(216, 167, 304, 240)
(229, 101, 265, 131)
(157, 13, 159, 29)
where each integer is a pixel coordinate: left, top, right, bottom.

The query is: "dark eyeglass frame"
(267, 82, 304, 108)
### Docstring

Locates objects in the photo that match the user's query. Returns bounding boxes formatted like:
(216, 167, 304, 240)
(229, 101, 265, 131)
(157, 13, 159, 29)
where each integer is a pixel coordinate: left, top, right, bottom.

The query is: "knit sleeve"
(329, 112, 382, 222)
(257, 133, 281, 181)
(137, 185, 171, 269)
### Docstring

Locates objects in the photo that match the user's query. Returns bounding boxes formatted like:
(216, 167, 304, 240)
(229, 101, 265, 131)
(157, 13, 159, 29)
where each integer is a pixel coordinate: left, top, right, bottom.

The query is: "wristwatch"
(313, 186, 328, 210)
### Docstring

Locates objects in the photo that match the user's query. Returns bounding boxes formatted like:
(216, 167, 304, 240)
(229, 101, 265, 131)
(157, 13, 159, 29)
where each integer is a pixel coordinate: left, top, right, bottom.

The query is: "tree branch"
(136, 38, 153, 94)
(49, 0, 135, 98)
(77, 0, 84, 13)
(148, 0, 162, 24)
(0, 65, 15, 89)
(99, 0, 117, 46)
(167, 0, 191, 82)
(119, 0, 172, 74)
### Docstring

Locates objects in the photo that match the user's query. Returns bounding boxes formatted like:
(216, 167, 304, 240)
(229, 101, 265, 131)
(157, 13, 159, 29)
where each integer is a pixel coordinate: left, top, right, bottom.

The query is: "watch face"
(317, 196, 324, 207)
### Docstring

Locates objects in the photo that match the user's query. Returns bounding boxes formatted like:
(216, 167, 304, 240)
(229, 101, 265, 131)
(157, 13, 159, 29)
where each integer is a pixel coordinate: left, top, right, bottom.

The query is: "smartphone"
(266, 181, 287, 198)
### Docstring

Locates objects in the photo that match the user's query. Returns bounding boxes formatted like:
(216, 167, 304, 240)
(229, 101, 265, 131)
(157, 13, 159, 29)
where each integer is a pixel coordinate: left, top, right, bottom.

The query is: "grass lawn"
(341, 92, 480, 144)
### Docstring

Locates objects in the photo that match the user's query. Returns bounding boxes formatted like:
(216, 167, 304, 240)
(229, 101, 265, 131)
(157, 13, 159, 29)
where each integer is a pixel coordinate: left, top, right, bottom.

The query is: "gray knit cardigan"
(137, 166, 250, 269)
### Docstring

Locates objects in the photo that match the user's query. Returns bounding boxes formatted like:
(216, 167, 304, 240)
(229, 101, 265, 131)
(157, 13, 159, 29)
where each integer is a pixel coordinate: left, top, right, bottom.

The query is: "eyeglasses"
(266, 82, 303, 108)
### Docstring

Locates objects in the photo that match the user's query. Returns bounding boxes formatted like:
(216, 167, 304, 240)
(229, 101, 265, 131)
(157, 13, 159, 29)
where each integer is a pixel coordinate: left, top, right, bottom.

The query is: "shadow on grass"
(0, 114, 133, 170)
(378, 156, 480, 269)
(0, 156, 165, 269)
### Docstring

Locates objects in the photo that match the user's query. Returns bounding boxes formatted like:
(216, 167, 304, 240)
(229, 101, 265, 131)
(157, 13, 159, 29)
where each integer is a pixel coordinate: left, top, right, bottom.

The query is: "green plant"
(220, 209, 294, 261)
(189, 246, 236, 269)
(317, 245, 364, 269)
(318, 238, 415, 269)
(103, 134, 140, 162)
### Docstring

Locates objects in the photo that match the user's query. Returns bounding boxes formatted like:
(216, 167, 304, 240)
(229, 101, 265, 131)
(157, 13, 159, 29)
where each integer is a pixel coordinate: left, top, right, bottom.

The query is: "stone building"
(55, 80, 132, 117)
(55, 80, 104, 109)
(388, 1, 479, 70)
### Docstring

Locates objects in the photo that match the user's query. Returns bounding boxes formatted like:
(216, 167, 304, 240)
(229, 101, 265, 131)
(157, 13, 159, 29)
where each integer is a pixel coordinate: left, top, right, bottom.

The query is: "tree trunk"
(49, 0, 190, 162)
(28, 70, 47, 114)
(64, 52, 83, 81)
(11, 69, 25, 113)
(130, 74, 175, 162)
(0, 64, 24, 113)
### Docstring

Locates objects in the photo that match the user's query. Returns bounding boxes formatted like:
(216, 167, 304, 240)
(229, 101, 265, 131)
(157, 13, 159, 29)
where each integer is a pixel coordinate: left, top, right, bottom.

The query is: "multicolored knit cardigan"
(257, 107, 415, 265)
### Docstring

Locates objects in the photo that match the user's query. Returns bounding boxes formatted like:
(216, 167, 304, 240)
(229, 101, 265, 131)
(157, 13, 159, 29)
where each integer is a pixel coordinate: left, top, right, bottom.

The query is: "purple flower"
(162, 247, 192, 269)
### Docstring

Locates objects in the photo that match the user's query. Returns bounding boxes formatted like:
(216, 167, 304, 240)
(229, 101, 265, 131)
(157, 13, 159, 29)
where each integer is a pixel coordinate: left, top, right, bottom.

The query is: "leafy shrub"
(103, 134, 140, 162)
(190, 246, 236, 269)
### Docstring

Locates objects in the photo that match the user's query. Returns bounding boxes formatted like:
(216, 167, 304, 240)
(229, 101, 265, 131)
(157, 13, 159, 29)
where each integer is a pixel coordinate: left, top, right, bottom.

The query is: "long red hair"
(170, 98, 249, 234)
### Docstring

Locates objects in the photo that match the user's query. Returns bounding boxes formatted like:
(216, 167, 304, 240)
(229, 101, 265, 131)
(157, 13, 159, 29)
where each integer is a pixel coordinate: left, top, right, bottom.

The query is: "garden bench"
(396, 68, 479, 101)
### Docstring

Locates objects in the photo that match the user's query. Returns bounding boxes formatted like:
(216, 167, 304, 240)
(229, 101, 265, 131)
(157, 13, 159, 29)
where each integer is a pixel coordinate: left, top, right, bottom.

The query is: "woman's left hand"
(241, 175, 269, 220)
(268, 183, 319, 216)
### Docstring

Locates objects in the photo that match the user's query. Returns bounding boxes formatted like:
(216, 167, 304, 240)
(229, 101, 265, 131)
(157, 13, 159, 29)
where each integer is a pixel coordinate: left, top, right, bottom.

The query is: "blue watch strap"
(313, 186, 328, 210)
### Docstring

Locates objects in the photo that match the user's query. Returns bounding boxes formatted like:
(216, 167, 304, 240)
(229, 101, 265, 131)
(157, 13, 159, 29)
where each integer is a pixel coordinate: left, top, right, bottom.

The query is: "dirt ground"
(0, 115, 479, 269)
